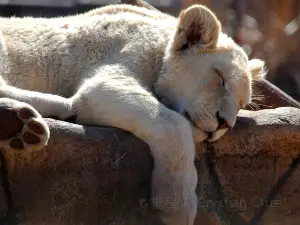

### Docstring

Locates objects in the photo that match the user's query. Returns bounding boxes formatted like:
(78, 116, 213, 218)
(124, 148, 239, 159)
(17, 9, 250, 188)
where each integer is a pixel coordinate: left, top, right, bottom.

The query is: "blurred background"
(0, 0, 300, 101)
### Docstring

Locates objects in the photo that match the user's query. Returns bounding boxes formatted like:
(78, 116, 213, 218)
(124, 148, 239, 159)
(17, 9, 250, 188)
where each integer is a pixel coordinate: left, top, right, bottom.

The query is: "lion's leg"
(71, 74, 198, 225)
(0, 85, 74, 119)
(0, 98, 49, 151)
(0, 84, 73, 151)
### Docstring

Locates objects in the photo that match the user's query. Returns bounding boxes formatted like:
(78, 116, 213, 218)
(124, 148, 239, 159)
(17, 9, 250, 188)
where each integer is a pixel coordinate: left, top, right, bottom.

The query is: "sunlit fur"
(0, 4, 265, 225)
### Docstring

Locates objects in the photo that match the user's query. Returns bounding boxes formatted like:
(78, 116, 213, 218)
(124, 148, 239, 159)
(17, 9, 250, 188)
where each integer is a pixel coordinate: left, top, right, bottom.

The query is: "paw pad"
(0, 107, 23, 140)
(0, 104, 49, 151)
(9, 138, 25, 150)
(28, 121, 45, 134)
(23, 132, 41, 144)
(19, 107, 37, 119)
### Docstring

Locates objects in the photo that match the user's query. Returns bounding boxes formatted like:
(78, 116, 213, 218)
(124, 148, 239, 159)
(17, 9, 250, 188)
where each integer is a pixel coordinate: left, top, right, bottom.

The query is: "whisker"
(247, 102, 261, 110)
(257, 103, 272, 108)
(252, 94, 265, 98)
(246, 103, 256, 110)
(252, 96, 265, 99)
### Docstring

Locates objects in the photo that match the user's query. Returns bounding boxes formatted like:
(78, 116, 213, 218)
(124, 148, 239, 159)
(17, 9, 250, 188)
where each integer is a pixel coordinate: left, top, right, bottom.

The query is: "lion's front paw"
(0, 98, 49, 151)
(152, 168, 198, 225)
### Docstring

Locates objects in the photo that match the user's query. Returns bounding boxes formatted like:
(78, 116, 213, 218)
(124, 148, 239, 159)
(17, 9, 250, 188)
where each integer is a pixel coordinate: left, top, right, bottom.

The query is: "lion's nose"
(217, 112, 232, 130)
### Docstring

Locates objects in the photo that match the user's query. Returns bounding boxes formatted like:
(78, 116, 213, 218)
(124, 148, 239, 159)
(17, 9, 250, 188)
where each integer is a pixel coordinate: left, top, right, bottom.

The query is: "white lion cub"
(0, 4, 265, 225)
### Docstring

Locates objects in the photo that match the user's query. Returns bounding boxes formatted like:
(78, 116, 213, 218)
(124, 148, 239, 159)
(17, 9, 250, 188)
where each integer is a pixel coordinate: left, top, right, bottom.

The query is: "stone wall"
(1, 108, 300, 225)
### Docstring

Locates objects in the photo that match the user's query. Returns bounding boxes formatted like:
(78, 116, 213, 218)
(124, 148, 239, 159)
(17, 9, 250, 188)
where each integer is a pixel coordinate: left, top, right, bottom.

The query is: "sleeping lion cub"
(0, 4, 265, 225)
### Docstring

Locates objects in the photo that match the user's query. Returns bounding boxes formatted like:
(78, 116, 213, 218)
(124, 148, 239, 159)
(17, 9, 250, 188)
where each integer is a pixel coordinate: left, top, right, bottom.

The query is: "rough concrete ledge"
(0, 107, 300, 225)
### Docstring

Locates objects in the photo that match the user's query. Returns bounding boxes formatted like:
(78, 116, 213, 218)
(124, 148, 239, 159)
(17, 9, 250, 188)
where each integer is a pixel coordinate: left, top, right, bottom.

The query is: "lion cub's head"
(155, 4, 265, 142)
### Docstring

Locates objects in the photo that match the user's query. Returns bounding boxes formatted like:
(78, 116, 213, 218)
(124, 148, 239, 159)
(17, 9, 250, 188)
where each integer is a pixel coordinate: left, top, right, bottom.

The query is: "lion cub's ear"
(249, 59, 267, 81)
(172, 4, 221, 52)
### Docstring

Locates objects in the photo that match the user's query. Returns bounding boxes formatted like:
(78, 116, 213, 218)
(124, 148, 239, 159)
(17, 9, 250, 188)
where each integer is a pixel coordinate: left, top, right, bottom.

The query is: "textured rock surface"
(0, 175, 8, 223)
(244, 79, 300, 111)
(0, 107, 300, 225)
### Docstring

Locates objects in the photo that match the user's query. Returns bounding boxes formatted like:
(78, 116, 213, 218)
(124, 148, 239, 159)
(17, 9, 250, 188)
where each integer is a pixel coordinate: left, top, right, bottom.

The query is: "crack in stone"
(204, 142, 300, 225)
(249, 155, 300, 225)
(204, 142, 248, 225)
(0, 151, 18, 225)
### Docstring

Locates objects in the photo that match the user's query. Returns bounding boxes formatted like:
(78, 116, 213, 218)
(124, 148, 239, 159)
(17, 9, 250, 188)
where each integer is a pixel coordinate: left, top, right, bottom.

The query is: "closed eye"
(214, 68, 225, 87)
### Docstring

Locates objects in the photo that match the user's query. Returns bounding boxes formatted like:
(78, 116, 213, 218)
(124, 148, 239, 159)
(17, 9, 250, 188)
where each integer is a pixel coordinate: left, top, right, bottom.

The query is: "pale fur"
(0, 4, 265, 225)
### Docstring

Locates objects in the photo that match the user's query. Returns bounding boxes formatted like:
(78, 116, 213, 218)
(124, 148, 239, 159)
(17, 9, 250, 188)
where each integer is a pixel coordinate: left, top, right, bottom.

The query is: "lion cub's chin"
(207, 128, 228, 142)
(191, 125, 228, 143)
